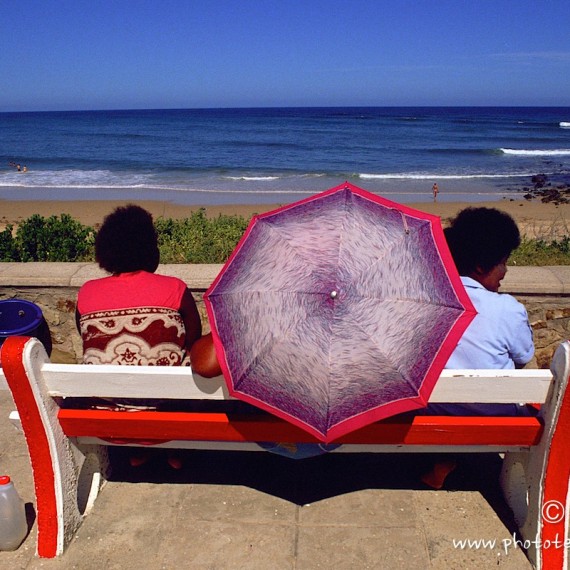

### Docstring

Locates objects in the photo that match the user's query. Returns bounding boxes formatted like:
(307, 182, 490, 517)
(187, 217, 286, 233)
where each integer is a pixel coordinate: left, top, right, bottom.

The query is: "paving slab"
(298, 488, 416, 527)
(414, 489, 531, 569)
(296, 526, 429, 569)
(159, 520, 297, 570)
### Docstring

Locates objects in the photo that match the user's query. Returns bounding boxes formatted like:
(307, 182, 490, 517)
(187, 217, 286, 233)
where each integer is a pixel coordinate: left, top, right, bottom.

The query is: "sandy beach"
(1, 197, 569, 239)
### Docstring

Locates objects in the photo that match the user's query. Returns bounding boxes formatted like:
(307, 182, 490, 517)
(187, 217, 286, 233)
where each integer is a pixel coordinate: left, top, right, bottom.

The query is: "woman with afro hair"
(76, 204, 201, 367)
(76, 205, 203, 469)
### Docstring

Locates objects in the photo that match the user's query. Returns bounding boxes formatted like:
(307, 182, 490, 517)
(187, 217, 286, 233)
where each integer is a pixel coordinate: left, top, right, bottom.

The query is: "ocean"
(1, 107, 570, 205)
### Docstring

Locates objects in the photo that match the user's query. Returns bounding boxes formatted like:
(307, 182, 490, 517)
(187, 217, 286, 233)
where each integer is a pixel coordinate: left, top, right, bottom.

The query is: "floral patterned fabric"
(79, 307, 190, 366)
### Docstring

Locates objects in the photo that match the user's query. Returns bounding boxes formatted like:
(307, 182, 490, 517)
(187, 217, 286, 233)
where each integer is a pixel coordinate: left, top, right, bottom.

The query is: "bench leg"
(501, 341, 570, 570)
(1, 337, 109, 558)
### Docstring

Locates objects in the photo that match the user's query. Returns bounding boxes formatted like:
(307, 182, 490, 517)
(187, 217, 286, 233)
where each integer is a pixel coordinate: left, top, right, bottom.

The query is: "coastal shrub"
(156, 210, 210, 263)
(2, 212, 569, 266)
(203, 213, 250, 262)
(156, 209, 249, 264)
(0, 225, 19, 261)
(511, 237, 570, 266)
(15, 214, 94, 262)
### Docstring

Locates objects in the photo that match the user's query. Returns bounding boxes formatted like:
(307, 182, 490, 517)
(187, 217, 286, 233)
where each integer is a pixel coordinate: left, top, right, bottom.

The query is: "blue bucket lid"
(0, 299, 43, 336)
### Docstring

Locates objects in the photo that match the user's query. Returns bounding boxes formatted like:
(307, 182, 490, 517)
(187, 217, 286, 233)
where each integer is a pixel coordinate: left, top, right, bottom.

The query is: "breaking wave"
(500, 148, 570, 156)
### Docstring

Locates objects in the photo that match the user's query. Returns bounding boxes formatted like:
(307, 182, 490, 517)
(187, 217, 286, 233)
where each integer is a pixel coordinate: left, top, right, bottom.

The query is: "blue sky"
(2, 0, 570, 111)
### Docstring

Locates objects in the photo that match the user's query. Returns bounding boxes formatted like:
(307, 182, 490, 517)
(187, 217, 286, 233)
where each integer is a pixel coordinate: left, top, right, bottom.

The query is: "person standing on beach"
(432, 183, 439, 202)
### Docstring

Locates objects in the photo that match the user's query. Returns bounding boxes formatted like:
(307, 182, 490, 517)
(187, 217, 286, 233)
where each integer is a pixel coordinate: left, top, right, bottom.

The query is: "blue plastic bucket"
(0, 299, 52, 355)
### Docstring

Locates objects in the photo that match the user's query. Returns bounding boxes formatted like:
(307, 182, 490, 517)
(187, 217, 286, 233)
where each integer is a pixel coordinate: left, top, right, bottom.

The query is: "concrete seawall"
(1, 263, 569, 367)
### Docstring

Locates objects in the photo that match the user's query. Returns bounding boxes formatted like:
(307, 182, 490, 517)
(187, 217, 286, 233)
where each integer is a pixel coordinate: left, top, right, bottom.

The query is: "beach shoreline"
(0, 196, 568, 239)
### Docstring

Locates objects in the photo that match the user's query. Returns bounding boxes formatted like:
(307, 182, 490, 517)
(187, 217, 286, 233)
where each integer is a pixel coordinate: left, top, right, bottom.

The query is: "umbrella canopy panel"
(206, 183, 475, 441)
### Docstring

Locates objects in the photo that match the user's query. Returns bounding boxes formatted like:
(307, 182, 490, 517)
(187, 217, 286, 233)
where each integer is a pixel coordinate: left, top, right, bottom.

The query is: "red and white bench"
(1, 335, 569, 569)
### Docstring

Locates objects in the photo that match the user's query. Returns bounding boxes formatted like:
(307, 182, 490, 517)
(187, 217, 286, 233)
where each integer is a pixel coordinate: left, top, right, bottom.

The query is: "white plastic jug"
(0, 475, 28, 551)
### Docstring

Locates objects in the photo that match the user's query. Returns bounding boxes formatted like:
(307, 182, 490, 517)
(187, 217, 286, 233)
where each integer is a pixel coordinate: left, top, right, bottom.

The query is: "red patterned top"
(77, 271, 191, 366)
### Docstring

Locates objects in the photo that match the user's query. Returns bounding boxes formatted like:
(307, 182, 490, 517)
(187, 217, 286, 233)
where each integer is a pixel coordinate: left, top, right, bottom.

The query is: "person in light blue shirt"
(446, 276, 534, 371)
(422, 207, 535, 487)
(428, 207, 534, 417)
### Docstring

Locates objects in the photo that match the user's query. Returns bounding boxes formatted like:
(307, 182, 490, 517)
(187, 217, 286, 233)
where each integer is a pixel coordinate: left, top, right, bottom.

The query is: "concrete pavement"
(0, 392, 533, 569)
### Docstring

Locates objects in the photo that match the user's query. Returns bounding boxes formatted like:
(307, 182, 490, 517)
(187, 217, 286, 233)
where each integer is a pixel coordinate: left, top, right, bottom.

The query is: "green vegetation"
(155, 209, 249, 263)
(0, 214, 94, 262)
(510, 237, 570, 267)
(0, 224, 18, 261)
(0, 211, 568, 265)
(0, 210, 250, 264)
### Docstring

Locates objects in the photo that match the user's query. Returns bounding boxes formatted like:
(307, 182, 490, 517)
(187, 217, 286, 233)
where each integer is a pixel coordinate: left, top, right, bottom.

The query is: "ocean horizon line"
(2, 104, 570, 115)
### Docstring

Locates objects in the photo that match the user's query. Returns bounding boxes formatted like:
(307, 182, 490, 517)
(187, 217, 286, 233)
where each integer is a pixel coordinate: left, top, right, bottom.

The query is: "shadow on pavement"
(108, 446, 517, 533)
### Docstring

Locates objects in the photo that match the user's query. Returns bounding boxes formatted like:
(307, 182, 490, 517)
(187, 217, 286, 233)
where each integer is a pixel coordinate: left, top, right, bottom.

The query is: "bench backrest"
(3, 336, 570, 450)
(0, 345, 555, 404)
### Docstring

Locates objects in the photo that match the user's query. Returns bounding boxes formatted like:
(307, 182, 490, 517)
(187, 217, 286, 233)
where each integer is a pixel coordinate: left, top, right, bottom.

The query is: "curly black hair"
(444, 207, 521, 276)
(95, 205, 160, 274)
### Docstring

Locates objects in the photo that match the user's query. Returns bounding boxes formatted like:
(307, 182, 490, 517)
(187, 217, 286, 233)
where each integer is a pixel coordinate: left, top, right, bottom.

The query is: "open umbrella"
(204, 182, 476, 442)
